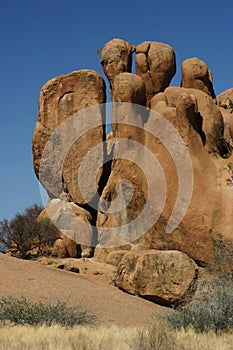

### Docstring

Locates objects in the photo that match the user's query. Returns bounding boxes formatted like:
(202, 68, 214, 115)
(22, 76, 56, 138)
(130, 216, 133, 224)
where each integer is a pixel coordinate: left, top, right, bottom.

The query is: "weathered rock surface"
(37, 256, 117, 284)
(101, 38, 132, 94)
(32, 69, 106, 204)
(92, 63, 233, 267)
(32, 121, 53, 183)
(94, 244, 132, 263)
(136, 87, 232, 266)
(217, 107, 233, 143)
(97, 73, 147, 247)
(38, 205, 78, 258)
(112, 72, 146, 105)
(96, 84, 230, 264)
(116, 250, 198, 306)
(136, 41, 176, 105)
(181, 57, 216, 98)
(39, 199, 94, 257)
(217, 88, 233, 142)
(229, 115, 233, 142)
(164, 87, 226, 155)
(217, 88, 233, 109)
(106, 250, 127, 266)
(53, 233, 78, 258)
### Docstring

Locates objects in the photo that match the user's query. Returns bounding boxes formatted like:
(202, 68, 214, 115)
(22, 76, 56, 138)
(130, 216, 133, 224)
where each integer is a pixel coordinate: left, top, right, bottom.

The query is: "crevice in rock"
(131, 49, 136, 74)
(140, 294, 174, 308)
(216, 138, 232, 158)
(145, 43, 151, 70)
(191, 112, 206, 146)
(202, 76, 216, 99)
(76, 244, 82, 258)
(81, 135, 114, 248)
(194, 259, 207, 268)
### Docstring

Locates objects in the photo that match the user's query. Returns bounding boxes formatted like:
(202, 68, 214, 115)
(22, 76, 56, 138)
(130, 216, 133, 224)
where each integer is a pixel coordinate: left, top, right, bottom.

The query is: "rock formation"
(217, 88, 233, 142)
(38, 199, 94, 258)
(32, 38, 233, 305)
(32, 69, 106, 203)
(116, 250, 198, 306)
(136, 41, 176, 105)
(97, 72, 147, 247)
(32, 70, 106, 257)
(101, 38, 132, 96)
(181, 57, 216, 99)
(217, 87, 233, 109)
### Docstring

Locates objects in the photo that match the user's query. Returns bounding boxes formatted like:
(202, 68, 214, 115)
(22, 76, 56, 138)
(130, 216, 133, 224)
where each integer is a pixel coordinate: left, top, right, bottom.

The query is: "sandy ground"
(0, 254, 167, 325)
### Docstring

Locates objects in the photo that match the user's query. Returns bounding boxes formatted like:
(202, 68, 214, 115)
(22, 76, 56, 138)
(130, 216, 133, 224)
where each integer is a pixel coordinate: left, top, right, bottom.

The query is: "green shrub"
(165, 277, 233, 333)
(0, 297, 95, 327)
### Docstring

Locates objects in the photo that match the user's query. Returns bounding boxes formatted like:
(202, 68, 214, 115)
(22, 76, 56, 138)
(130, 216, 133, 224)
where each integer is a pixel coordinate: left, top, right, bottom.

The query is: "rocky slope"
(0, 253, 166, 324)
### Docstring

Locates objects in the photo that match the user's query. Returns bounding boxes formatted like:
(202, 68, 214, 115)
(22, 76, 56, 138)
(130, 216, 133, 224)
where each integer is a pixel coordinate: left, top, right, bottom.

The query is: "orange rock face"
(97, 73, 148, 248)
(97, 84, 233, 266)
(217, 88, 233, 109)
(136, 41, 176, 105)
(101, 38, 132, 94)
(116, 250, 198, 306)
(217, 88, 233, 143)
(139, 87, 232, 265)
(181, 57, 216, 98)
(32, 69, 106, 203)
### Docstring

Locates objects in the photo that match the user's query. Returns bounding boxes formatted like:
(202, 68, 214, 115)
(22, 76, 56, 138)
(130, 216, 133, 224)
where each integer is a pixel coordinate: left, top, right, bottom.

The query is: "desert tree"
(0, 204, 59, 258)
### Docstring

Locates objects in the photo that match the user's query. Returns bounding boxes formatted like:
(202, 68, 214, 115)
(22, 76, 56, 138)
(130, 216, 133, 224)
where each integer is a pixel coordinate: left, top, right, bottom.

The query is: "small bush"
(210, 235, 233, 276)
(131, 317, 176, 350)
(165, 277, 233, 333)
(0, 297, 95, 327)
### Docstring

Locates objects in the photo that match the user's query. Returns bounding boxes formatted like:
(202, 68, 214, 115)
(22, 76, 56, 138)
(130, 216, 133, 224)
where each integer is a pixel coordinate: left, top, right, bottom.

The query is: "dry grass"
(0, 324, 132, 350)
(133, 317, 233, 350)
(177, 329, 233, 350)
(0, 322, 233, 350)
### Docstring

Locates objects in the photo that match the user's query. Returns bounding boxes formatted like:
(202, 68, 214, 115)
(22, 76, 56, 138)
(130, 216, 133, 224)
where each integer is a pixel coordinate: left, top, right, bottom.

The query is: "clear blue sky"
(0, 0, 232, 221)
